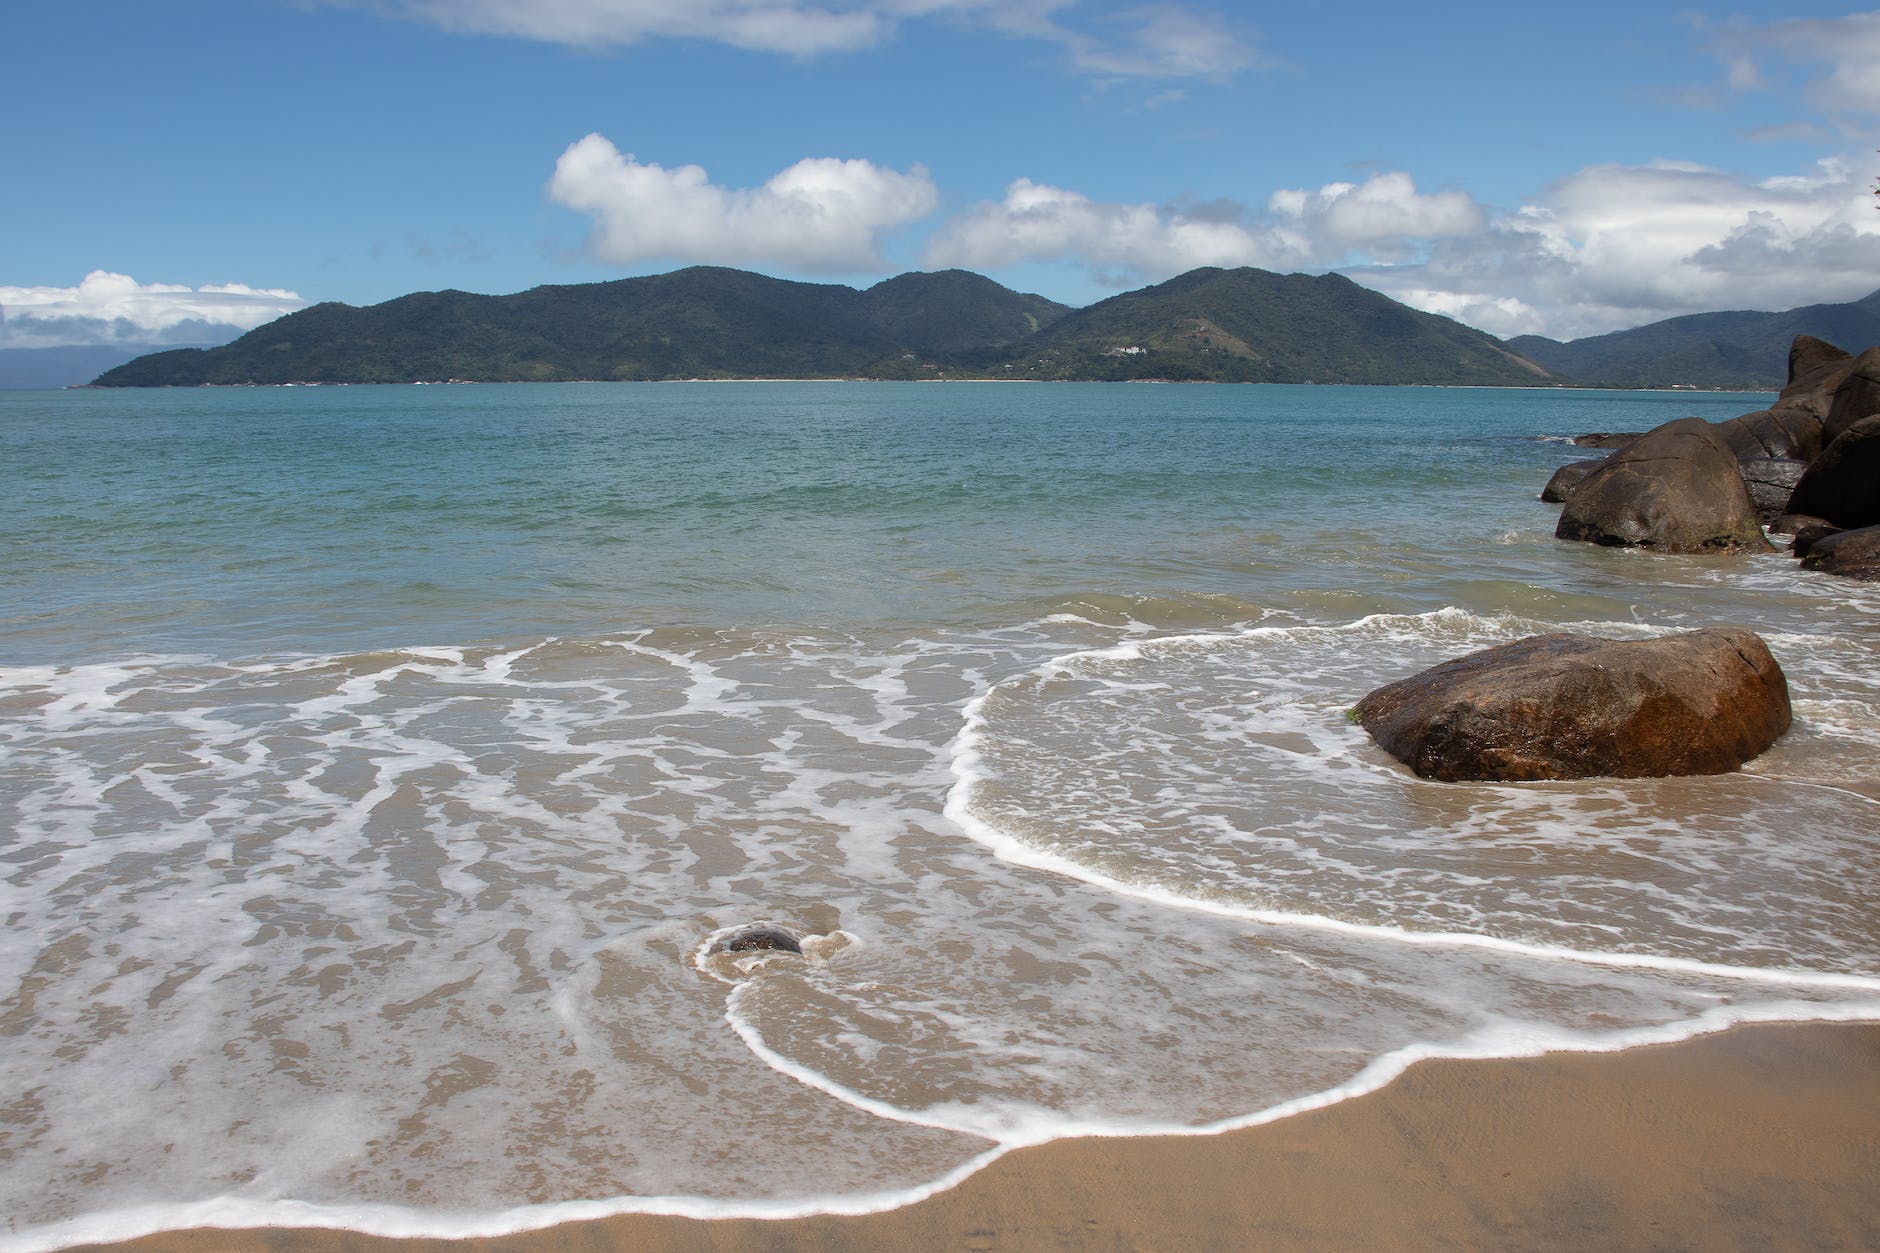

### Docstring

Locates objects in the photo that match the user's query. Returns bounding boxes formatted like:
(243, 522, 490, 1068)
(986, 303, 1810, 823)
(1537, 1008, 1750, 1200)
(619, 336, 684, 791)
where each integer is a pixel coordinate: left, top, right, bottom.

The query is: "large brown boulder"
(1555, 417, 1770, 552)
(1777, 335, 1855, 421)
(1353, 629, 1791, 782)
(1713, 408, 1825, 464)
(1787, 334, 1851, 380)
(1785, 414, 1880, 529)
(1799, 524, 1880, 581)
(1540, 459, 1602, 503)
(1738, 457, 1808, 523)
(1823, 346, 1880, 445)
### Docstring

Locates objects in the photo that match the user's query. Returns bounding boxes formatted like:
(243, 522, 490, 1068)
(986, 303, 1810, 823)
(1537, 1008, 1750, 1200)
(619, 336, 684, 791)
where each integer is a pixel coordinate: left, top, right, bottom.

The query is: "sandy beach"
(69, 1020, 1880, 1253)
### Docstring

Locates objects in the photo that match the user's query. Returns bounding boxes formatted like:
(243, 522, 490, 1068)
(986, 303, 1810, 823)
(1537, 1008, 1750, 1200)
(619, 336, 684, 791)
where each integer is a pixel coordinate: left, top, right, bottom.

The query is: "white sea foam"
(4, 605, 1878, 1250)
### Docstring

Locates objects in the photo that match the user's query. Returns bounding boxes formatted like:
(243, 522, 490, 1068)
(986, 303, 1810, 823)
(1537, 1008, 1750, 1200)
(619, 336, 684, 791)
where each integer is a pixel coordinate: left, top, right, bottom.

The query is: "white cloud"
(1068, 6, 1255, 78)
(925, 152, 1880, 340)
(394, 0, 884, 55)
(0, 271, 306, 349)
(358, 0, 1254, 78)
(1354, 154, 1880, 339)
(548, 134, 938, 272)
(1709, 12, 1880, 115)
(1268, 172, 1483, 256)
(926, 171, 1481, 284)
(924, 178, 1294, 281)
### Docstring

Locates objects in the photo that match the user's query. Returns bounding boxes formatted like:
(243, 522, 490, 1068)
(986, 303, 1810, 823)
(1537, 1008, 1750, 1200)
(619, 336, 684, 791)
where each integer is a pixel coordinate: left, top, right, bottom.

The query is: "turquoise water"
(2, 382, 1877, 1246)
(2, 382, 1783, 661)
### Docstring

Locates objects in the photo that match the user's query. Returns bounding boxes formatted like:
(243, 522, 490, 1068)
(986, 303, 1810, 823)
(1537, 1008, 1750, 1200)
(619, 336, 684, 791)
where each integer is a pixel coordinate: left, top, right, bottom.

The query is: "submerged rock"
(1785, 518, 1843, 557)
(1352, 628, 1791, 782)
(1554, 417, 1770, 553)
(1799, 524, 1880, 581)
(1570, 432, 1640, 449)
(721, 924, 803, 954)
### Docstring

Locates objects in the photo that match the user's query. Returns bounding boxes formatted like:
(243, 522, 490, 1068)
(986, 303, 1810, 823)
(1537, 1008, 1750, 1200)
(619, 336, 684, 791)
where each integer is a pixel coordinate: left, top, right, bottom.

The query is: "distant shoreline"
(64, 377, 1781, 393)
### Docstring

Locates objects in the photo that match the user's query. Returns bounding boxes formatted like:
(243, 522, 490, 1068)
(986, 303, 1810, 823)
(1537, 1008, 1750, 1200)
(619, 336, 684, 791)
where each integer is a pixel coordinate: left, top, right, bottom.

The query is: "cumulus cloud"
(0, 271, 306, 349)
(1354, 155, 1880, 340)
(548, 133, 938, 272)
(1708, 12, 1880, 115)
(356, 0, 1254, 78)
(925, 171, 1482, 284)
(1268, 172, 1483, 258)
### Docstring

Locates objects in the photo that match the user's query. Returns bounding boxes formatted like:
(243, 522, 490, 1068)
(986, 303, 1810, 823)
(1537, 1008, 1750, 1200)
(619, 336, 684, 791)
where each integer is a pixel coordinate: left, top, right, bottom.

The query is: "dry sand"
(76, 1021, 1880, 1253)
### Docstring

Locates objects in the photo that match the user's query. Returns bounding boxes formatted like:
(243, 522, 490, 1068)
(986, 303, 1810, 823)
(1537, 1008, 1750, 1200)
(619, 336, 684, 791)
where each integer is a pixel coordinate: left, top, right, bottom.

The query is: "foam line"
(943, 611, 1880, 996)
(16, 1003, 1878, 1253)
(943, 758, 1880, 993)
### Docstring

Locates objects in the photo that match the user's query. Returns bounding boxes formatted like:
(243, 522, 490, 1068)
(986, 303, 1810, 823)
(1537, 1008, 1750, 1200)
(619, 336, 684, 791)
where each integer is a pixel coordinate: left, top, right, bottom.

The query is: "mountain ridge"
(91, 265, 1551, 388)
(1507, 290, 1880, 389)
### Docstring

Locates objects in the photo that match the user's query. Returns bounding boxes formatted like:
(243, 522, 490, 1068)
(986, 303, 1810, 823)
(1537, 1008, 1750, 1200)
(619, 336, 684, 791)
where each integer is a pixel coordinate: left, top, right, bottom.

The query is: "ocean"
(3, 381, 1877, 1247)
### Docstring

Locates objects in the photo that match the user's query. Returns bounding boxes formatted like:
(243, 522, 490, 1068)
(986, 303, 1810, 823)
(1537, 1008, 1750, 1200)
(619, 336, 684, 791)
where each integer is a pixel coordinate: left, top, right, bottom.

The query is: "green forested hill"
(1004, 268, 1551, 384)
(1506, 290, 1880, 389)
(92, 265, 1550, 387)
(96, 268, 1012, 385)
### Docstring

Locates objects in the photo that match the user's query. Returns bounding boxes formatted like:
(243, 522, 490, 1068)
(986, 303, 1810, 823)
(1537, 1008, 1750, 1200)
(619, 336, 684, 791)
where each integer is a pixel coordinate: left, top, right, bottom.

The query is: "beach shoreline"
(58, 1019, 1880, 1253)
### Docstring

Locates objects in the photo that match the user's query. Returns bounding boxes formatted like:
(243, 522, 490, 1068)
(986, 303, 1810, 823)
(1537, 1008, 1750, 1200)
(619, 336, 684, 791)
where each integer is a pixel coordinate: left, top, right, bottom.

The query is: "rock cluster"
(1543, 335, 1880, 579)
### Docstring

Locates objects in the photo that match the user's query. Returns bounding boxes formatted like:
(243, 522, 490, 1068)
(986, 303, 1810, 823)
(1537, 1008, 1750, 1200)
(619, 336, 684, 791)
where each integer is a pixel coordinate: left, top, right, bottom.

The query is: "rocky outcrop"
(1555, 418, 1770, 552)
(1822, 346, 1880, 445)
(1798, 524, 1880, 581)
(1713, 408, 1825, 464)
(1571, 432, 1640, 449)
(1353, 629, 1791, 782)
(1785, 414, 1880, 530)
(1777, 336, 1856, 422)
(1737, 457, 1809, 523)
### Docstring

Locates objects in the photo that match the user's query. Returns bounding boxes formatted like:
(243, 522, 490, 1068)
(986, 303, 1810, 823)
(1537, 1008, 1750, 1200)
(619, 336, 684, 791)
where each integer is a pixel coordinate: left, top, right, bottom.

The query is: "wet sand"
(70, 1020, 1880, 1253)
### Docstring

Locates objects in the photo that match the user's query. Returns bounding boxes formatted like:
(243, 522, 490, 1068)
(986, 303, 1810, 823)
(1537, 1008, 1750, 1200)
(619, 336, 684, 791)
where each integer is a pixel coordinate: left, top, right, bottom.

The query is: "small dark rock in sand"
(1799, 524, 1880, 581)
(1352, 628, 1791, 782)
(1555, 417, 1770, 553)
(723, 925, 803, 954)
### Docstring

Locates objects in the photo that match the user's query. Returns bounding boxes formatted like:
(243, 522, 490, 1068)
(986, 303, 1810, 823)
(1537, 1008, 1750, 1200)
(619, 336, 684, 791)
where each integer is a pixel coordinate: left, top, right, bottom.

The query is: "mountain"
(1004, 267, 1550, 385)
(90, 264, 1550, 388)
(92, 268, 1072, 386)
(859, 269, 1066, 353)
(1506, 290, 1880, 390)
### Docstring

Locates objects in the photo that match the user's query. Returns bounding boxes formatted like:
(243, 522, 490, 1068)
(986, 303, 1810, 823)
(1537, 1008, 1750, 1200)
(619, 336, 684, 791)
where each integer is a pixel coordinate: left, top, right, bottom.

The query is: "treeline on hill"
(93, 266, 1549, 388)
(91, 266, 1880, 390)
(1506, 290, 1880, 390)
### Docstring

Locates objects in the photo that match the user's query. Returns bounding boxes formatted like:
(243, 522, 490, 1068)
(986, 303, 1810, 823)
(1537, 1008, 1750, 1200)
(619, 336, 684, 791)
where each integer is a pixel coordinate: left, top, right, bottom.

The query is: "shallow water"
(2, 382, 1876, 1247)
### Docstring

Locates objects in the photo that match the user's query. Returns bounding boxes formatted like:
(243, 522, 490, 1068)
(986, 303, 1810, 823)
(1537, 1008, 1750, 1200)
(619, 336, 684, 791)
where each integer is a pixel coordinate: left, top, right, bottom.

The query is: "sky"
(3, 0, 1878, 350)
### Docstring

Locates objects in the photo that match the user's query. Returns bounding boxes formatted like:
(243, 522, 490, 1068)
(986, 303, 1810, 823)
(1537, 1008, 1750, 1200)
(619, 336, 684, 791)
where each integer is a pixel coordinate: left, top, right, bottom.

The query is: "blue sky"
(3, 1, 1877, 348)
